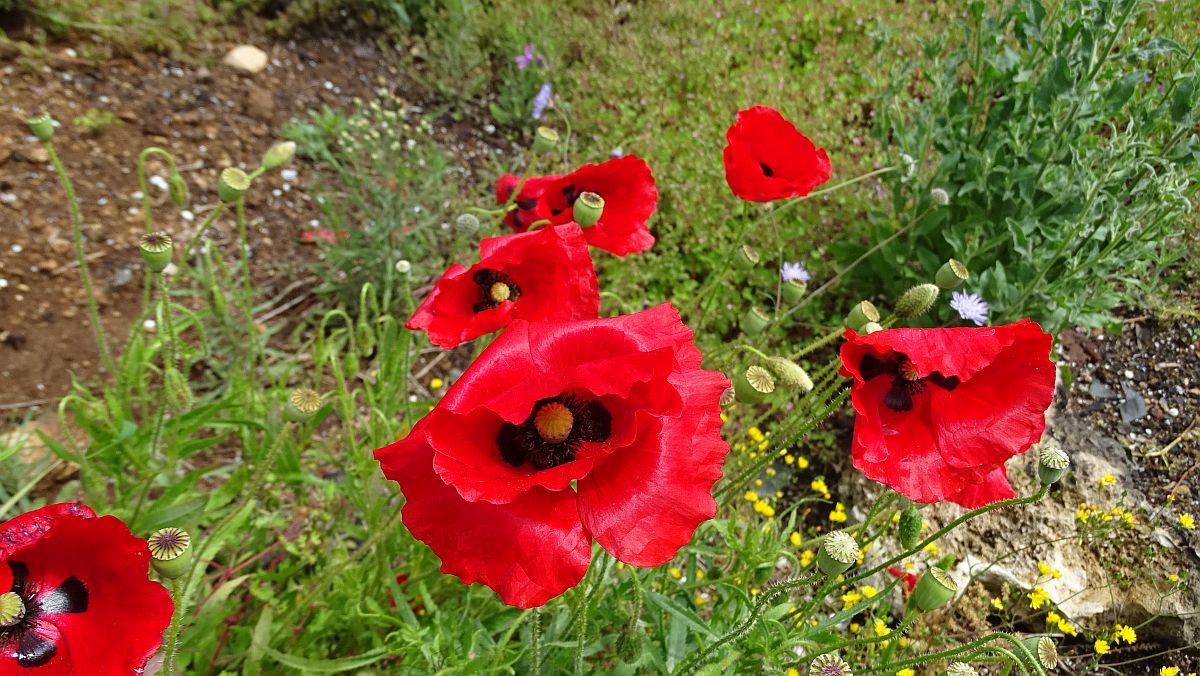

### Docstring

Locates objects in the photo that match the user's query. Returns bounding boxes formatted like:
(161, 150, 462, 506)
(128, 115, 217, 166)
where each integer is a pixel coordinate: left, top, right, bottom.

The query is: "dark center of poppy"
(759, 161, 774, 177)
(496, 393, 612, 470)
(0, 561, 89, 668)
(472, 268, 521, 313)
(551, 184, 579, 217)
(859, 352, 960, 412)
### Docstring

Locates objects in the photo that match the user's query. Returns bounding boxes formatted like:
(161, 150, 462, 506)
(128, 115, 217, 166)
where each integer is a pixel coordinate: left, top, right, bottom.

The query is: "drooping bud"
(733, 365, 774, 404)
(139, 231, 174, 273)
(895, 284, 939, 319)
(218, 167, 251, 202)
(930, 187, 950, 206)
(356, 320, 377, 356)
(735, 244, 760, 269)
(148, 527, 192, 579)
(395, 260, 412, 275)
(261, 141, 296, 171)
(285, 387, 323, 422)
(1021, 636, 1058, 669)
(0, 592, 25, 628)
(898, 505, 922, 550)
(862, 321, 884, 334)
(455, 213, 481, 235)
(741, 307, 771, 335)
(163, 366, 194, 414)
(936, 259, 969, 290)
(844, 301, 880, 332)
(817, 531, 859, 576)
(809, 653, 852, 676)
(168, 174, 190, 208)
(767, 357, 812, 392)
(573, 191, 604, 228)
(27, 113, 54, 142)
(1038, 445, 1070, 485)
(913, 567, 957, 611)
(781, 278, 807, 303)
(532, 126, 559, 154)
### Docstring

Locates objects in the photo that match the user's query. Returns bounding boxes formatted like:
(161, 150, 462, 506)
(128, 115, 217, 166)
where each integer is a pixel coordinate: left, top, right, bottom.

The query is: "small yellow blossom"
(693, 594, 706, 605)
(696, 569, 705, 580)
(1038, 562, 1063, 579)
(874, 618, 890, 637)
(991, 597, 1004, 610)
(841, 590, 863, 609)
(784, 454, 795, 464)
(1180, 513, 1196, 530)
(748, 426, 765, 442)
(829, 503, 848, 523)
(669, 567, 682, 579)
(1098, 473, 1117, 488)
(1169, 574, 1181, 583)
(811, 478, 830, 497)
(1028, 586, 1050, 610)
(766, 468, 777, 477)
(790, 531, 802, 546)
(923, 542, 940, 555)
(1168, 493, 1176, 503)
(744, 490, 758, 502)
(754, 500, 776, 518)
(1057, 619, 1078, 636)
(861, 585, 879, 599)
(1046, 611, 1062, 625)
(1094, 639, 1110, 655)
(1113, 624, 1136, 644)
(754, 479, 763, 487)
(1161, 668, 1181, 676)
(787, 670, 800, 676)
(849, 622, 861, 633)
(797, 456, 810, 469)
(799, 550, 815, 568)
(430, 378, 444, 389)
(897, 669, 915, 676)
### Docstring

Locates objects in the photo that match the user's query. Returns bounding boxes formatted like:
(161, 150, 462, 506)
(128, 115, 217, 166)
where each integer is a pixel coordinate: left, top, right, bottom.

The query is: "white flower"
(900, 152, 916, 178)
(931, 187, 950, 205)
(780, 261, 810, 283)
(950, 290, 989, 326)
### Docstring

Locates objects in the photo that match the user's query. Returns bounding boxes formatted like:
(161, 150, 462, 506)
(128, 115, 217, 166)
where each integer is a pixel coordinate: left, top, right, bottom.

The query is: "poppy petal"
(376, 420, 591, 608)
(540, 156, 658, 256)
(723, 105, 832, 202)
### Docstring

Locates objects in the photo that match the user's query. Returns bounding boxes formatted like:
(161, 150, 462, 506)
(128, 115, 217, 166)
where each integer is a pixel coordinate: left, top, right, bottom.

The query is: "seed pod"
(732, 365, 774, 404)
(1038, 444, 1070, 485)
(946, 662, 978, 676)
(913, 567, 957, 611)
(218, 167, 251, 202)
(844, 301, 880, 332)
(27, 113, 54, 142)
(1021, 636, 1058, 670)
(817, 531, 859, 576)
(532, 126, 559, 154)
(781, 278, 807, 303)
(148, 527, 192, 579)
(809, 654, 852, 676)
(936, 259, 970, 290)
(139, 232, 174, 273)
(741, 307, 771, 335)
(0, 592, 25, 628)
(930, 187, 950, 206)
(285, 388, 323, 422)
(735, 244, 760, 269)
(573, 192, 604, 228)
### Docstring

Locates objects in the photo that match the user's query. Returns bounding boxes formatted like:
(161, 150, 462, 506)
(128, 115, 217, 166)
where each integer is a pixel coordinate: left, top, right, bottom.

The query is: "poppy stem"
(855, 631, 1044, 676)
(530, 607, 543, 675)
(163, 578, 183, 676)
(179, 202, 227, 265)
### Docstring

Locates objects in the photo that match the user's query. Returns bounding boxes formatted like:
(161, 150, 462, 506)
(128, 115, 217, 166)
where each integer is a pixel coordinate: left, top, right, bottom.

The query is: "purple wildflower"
(950, 290, 989, 326)
(515, 43, 535, 70)
(532, 83, 553, 120)
(781, 262, 810, 283)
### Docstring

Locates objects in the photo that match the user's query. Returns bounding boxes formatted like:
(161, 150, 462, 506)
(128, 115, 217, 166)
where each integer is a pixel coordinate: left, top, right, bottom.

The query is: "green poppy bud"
(0, 592, 25, 628)
(735, 244, 760, 269)
(1021, 636, 1058, 669)
(741, 307, 771, 335)
(27, 113, 54, 142)
(898, 505, 922, 550)
(532, 126, 559, 154)
(356, 319, 376, 356)
(817, 531, 859, 576)
(781, 278, 807, 303)
(573, 191, 604, 228)
(167, 174, 189, 208)
(139, 231, 174, 273)
(218, 167, 251, 202)
(1038, 445, 1070, 485)
(936, 259, 970, 290)
(732, 365, 774, 404)
(261, 141, 296, 171)
(809, 654, 852, 676)
(163, 366, 194, 414)
(844, 301, 880, 332)
(455, 213, 481, 235)
(285, 387, 323, 422)
(767, 357, 812, 392)
(148, 527, 192, 579)
(913, 567, 957, 611)
(895, 284, 939, 319)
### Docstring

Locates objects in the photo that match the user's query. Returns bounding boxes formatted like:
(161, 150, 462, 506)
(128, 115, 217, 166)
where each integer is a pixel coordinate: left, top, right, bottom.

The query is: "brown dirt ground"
(0, 27, 402, 419)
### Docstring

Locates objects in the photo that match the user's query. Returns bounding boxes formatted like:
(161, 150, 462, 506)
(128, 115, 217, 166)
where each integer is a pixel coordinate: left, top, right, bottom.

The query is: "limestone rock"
(223, 45, 269, 74)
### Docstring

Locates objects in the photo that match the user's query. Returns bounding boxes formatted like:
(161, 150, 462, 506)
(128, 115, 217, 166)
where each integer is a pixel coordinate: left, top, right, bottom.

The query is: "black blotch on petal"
(8, 561, 28, 594)
(37, 576, 88, 616)
(17, 632, 57, 668)
(859, 354, 894, 381)
(517, 198, 538, 211)
(883, 381, 914, 412)
(759, 162, 774, 177)
(927, 372, 960, 391)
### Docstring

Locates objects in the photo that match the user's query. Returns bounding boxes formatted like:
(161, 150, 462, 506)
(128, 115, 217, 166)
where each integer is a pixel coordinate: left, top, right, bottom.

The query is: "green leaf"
(645, 591, 718, 639)
(260, 645, 390, 673)
(801, 576, 903, 637)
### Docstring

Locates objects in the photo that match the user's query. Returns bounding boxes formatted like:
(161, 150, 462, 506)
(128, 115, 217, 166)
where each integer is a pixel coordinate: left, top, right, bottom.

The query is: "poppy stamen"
(0, 592, 24, 628)
(534, 403, 574, 443)
(472, 269, 522, 313)
(496, 394, 612, 470)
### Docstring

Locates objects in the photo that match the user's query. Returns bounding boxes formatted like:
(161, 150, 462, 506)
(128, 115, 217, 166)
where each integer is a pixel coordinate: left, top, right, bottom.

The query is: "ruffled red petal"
(539, 156, 658, 256)
(375, 420, 591, 608)
(406, 225, 600, 349)
(723, 105, 832, 202)
(1, 504, 173, 675)
(495, 173, 562, 232)
(838, 319, 1055, 507)
(577, 367, 729, 566)
(0, 503, 94, 559)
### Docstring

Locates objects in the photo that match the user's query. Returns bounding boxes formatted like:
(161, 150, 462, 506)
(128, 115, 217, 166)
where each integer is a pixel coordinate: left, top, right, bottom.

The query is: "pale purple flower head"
(781, 261, 810, 283)
(950, 290, 989, 326)
(531, 83, 553, 120)
(515, 43, 535, 70)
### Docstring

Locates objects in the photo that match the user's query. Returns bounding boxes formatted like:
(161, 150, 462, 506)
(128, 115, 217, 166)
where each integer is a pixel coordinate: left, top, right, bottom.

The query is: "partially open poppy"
(723, 105, 832, 202)
(406, 224, 600, 349)
(495, 172, 563, 232)
(838, 319, 1055, 508)
(376, 304, 729, 607)
(1, 503, 174, 674)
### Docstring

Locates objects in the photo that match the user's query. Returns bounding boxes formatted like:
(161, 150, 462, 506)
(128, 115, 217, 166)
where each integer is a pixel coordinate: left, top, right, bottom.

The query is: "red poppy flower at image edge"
(406, 224, 600, 349)
(375, 304, 730, 608)
(838, 319, 1055, 509)
(723, 105, 832, 202)
(0, 503, 174, 674)
(496, 156, 658, 256)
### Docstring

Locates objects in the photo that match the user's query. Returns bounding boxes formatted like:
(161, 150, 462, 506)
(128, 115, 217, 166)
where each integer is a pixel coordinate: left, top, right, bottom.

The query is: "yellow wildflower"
(811, 478, 830, 497)
(1057, 619, 1078, 636)
(849, 622, 861, 633)
(744, 490, 758, 502)
(799, 550, 815, 568)
(1098, 473, 1117, 488)
(1095, 639, 1110, 655)
(874, 618, 890, 637)
(1161, 668, 1181, 676)
(841, 590, 863, 609)
(1038, 562, 1063, 579)
(790, 531, 802, 547)
(1180, 513, 1196, 530)
(787, 670, 799, 676)
(829, 503, 848, 523)
(748, 426, 765, 442)
(693, 594, 706, 605)
(861, 585, 879, 599)
(923, 542, 940, 555)
(897, 670, 915, 676)
(784, 454, 795, 465)
(797, 456, 810, 469)
(1169, 574, 1181, 583)
(991, 597, 1004, 610)
(1027, 586, 1050, 610)
(1046, 611, 1062, 625)
(1114, 624, 1136, 644)
(430, 378, 444, 389)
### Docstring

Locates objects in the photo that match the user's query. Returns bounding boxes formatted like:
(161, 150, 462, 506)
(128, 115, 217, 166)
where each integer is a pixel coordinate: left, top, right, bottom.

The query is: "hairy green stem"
(163, 578, 183, 676)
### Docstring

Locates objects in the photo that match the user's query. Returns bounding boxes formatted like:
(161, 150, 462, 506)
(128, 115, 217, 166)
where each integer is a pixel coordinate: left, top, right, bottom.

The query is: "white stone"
(223, 45, 269, 74)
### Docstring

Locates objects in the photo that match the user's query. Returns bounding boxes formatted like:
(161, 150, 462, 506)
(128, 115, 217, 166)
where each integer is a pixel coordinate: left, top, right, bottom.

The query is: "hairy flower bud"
(895, 284, 939, 319)
(27, 113, 54, 142)
(741, 307, 771, 335)
(148, 527, 192, 579)
(139, 231, 174, 273)
(533, 126, 559, 154)
(163, 366, 194, 414)
(936, 259, 970, 290)
(573, 191, 604, 228)
(1038, 444, 1070, 485)
(261, 141, 296, 171)
(767, 357, 812, 392)
(844, 301, 880, 332)
(898, 506, 922, 550)
(913, 567, 957, 611)
(218, 167, 251, 202)
(817, 531, 859, 576)
(733, 365, 774, 404)
(167, 174, 189, 208)
(455, 213, 481, 235)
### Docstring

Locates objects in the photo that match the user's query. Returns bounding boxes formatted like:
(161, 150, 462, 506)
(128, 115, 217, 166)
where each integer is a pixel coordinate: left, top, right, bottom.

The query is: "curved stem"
(137, 147, 179, 234)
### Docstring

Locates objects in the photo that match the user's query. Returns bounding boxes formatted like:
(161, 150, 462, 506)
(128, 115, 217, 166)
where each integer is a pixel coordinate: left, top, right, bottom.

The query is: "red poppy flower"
(376, 304, 729, 607)
(1, 503, 174, 674)
(537, 156, 658, 256)
(406, 224, 600, 349)
(838, 319, 1055, 508)
(723, 105, 832, 202)
(887, 566, 919, 593)
(495, 173, 563, 232)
